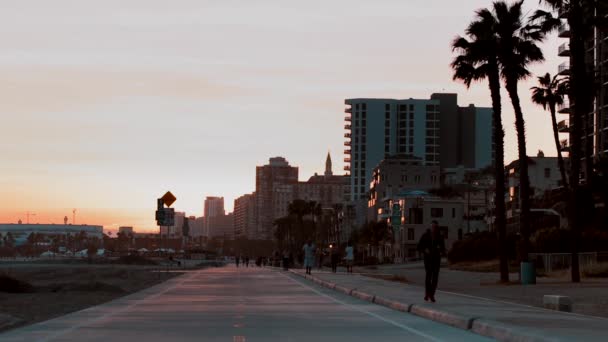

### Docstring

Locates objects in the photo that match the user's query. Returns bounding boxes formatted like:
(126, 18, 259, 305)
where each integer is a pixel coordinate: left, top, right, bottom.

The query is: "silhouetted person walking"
(345, 241, 354, 274)
(282, 249, 290, 271)
(417, 221, 445, 303)
(330, 244, 340, 273)
(244, 256, 250, 268)
(303, 240, 315, 275)
(235, 255, 240, 268)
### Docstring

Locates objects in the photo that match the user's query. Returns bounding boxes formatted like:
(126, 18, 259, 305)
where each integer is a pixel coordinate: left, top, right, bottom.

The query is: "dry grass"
(363, 273, 409, 284)
(582, 263, 608, 278)
(0, 265, 179, 332)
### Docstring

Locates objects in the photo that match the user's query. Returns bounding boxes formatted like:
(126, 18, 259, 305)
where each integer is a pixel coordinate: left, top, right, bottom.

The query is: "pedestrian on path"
(345, 241, 354, 274)
(282, 249, 290, 271)
(303, 240, 316, 275)
(330, 244, 340, 273)
(417, 220, 445, 303)
(244, 256, 250, 268)
(235, 255, 240, 268)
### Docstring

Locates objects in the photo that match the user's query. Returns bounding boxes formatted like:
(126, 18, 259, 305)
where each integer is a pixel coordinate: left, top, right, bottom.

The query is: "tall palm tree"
(452, 7, 509, 282)
(531, 73, 569, 188)
(493, 0, 546, 263)
(532, 0, 608, 282)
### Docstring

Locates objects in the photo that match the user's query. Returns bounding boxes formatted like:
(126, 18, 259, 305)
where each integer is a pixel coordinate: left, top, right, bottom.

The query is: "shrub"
(448, 231, 498, 263)
(0, 274, 34, 293)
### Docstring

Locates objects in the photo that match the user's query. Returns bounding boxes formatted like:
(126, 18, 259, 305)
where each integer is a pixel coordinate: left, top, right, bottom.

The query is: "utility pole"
(26, 211, 36, 224)
(73, 209, 77, 225)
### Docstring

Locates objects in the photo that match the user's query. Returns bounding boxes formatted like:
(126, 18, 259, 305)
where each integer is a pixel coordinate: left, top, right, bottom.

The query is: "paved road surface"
(1, 266, 491, 341)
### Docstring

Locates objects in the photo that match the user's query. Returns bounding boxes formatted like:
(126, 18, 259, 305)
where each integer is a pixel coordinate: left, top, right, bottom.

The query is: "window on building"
(385, 145, 390, 152)
(409, 104, 414, 111)
(407, 228, 415, 241)
(400, 113, 407, 120)
(431, 207, 444, 218)
(362, 103, 367, 110)
(356, 104, 360, 110)
(385, 103, 390, 110)
(544, 168, 551, 178)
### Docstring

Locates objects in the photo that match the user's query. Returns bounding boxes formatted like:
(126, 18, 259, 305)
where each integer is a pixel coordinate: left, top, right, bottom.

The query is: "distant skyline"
(0, 0, 563, 232)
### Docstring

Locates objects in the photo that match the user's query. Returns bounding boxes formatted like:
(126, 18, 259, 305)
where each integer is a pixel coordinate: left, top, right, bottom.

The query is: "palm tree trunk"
(550, 105, 569, 187)
(488, 63, 509, 283)
(567, 1, 588, 283)
(506, 78, 532, 263)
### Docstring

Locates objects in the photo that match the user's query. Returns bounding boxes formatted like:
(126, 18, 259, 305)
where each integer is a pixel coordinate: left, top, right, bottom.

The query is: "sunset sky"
(0, 0, 562, 233)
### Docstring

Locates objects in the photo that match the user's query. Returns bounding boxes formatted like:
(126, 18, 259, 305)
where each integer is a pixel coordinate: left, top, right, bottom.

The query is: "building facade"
(506, 154, 562, 217)
(255, 157, 299, 240)
(557, 9, 608, 176)
(344, 94, 493, 201)
(207, 213, 235, 240)
(0, 223, 104, 247)
(368, 155, 441, 221)
(379, 192, 464, 263)
(234, 193, 256, 239)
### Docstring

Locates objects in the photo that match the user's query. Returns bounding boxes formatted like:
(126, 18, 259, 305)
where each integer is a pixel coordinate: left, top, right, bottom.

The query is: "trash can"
(521, 261, 536, 285)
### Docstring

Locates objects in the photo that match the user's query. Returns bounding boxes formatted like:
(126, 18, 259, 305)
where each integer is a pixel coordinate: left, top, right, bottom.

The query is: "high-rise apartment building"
(344, 94, 493, 200)
(255, 157, 299, 240)
(556, 10, 608, 175)
(234, 193, 257, 239)
(204, 196, 225, 218)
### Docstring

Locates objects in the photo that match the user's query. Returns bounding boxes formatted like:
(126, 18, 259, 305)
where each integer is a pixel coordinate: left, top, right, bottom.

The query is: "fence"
(529, 252, 608, 273)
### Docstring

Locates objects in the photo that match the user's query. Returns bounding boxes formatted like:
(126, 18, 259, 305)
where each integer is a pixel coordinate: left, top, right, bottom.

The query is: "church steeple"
(325, 152, 333, 177)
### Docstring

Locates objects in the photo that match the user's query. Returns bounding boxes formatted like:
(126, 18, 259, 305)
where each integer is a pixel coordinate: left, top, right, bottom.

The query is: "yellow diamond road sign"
(161, 191, 176, 207)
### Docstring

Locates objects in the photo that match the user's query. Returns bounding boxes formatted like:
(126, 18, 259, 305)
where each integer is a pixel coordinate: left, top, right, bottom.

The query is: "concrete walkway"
(0, 266, 490, 341)
(292, 270, 608, 342)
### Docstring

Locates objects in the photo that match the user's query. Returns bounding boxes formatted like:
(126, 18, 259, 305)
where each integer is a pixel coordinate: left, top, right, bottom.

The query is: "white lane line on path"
(36, 270, 200, 342)
(280, 272, 443, 342)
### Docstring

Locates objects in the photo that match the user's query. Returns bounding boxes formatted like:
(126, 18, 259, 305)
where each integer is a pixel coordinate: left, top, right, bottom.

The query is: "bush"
(533, 228, 608, 253)
(114, 255, 158, 265)
(448, 231, 498, 263)
(363, 256, 379, 265)
(0, 274, 34, 293)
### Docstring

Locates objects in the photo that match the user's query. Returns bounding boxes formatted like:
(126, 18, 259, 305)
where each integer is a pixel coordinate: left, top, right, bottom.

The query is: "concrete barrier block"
(334, 285, 353, 295)
(351, 290, 375, 302)
(543, 295, 572, 312)
(372, 296, 411, 312)
(410, 305, 474, 330)
(471, 319, 551, 342)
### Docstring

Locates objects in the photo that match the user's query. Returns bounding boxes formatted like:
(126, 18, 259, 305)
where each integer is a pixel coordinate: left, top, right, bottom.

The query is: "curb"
(373, 296, 411, 312)
(288, 270, 556, 342)
(351, 290, 375, 303)
(471, 319, 554, 342)
(410, 304, 475, 330)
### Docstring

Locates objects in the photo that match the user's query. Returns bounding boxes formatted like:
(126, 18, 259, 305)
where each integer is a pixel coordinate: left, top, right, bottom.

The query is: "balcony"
(344, 157, 351, 163)
(344, 141, 351, 146)
(560, 139, 570, 152)
(558, 102, 571, 114)
(558, 23, 570, 38)
(344, 149, 351, 155)
(558, 62, 570, 75)
(344, 132, 351, 138)
(345, 107, 352, 113)
(345, 116, 352, 122)
(558, 43, 570, 57)
(344, 124, 352, 130)
(557, 119, 570, 133)
(344, 165, 351, 171)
